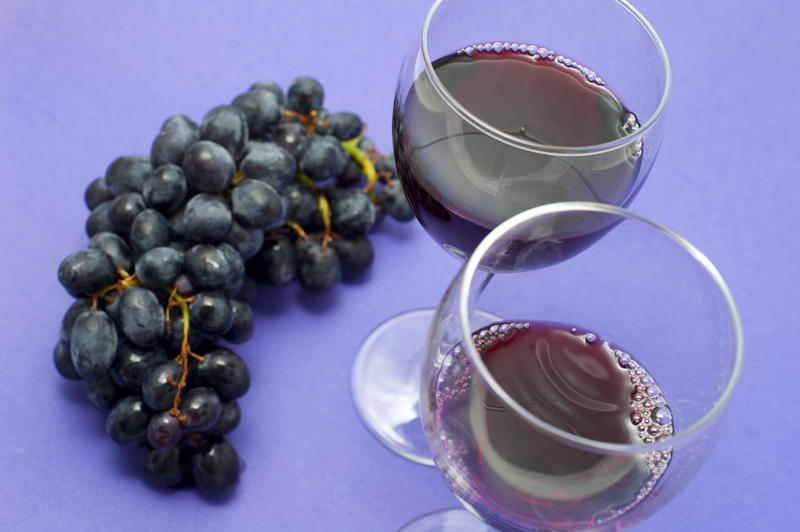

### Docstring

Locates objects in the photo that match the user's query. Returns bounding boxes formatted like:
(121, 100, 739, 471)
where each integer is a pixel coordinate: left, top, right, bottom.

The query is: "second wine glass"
(411, 202, 742, 531)
(352, 0, 670, 465)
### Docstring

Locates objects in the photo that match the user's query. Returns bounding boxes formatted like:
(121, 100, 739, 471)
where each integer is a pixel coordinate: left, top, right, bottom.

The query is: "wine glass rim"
(456, 202, 744, 455)
(420, 0, 672, 156)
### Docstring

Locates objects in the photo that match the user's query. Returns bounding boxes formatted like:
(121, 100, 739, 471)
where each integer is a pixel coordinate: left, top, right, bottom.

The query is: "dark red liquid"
(430, 321, 672, 530)
(393, 48, 644, 263)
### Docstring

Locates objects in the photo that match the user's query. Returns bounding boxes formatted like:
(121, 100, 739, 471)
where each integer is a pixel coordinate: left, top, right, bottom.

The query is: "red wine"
(394, 43, 644, 262)
(430, 321, 672, 530)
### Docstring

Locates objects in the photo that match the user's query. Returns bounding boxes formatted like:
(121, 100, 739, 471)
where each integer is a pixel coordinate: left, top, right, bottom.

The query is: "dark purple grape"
(222, 275, 244, 300)
(167, 207, 188, 241)
(217, 243, 244, 286)
(287, 76, 323, 114)
(372, 193, 387, 226)
(299, 135, 348, 182)
(180, 387, 222, 432)
(134, 246, 183, 289)
(58, 249, 117, 296)
(375, 153, 397, 177)
(326, 112, 362, 140)
(112, 343, 167, 389)
(330, 235, 374, 280)
(163, 306, 208, 354)
(143, 445, 189, 487)
(191, 439, 240, 495)
(119, 286, 165, 348)
(59, 298, 92, 344)
(280, 181, 317, 227)
(107, 192, 147, 234)
(247, 234, 297, 287)
(142, 361, 182, 411)
(312, 108, 331, 135)
(105, 155, 152, 195)
(206, 400, 241, 436)
(222, 299, 253, 344)
(249, 80, 284, 103)
(142, 164, 188, 214)
(89, 231, 134, 272)
(197, 347, 250, 400)
(232, 89, 283, 138)
(87, 372, 126, 413)
(183, 194, 232, 243)
(336, 158, 365, 187)
(173, 273, 195, 296)
(53, 341, 81, 380)
(233, 275, 258, 302)
(70, 310, 118, 379)
(272, 121, 308, 157)
(129, 209, 169, 255)
(239, 141, 296, 190)
(230, 179, 286, 229)
(358, 136, 375, 153)
(221, 220, 264, 261)
(85, 176, 114, 210)
(182, 140, 235, 193)
(151, 115, 200, 167)
(147, 411, 183, 450)
(297, 240, 341, 291)
(377, 182, 414, 221)
(86, 200, 115, 237)
(200, 105, 248, 160)
(184, 245, 232, 290)
(103, 292, 122, 327)
(329, 188, 377, 235)
(106, 395, 152, 447)
(189, 292, 233, 335)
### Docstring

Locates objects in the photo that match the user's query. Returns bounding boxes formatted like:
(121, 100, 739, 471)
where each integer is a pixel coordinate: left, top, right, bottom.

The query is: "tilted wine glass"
(352, 0, 670, 465)
(402, 202, 742, 531)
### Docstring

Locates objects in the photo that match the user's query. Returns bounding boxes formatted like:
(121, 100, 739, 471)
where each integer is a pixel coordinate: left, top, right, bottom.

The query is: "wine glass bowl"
(420, 203, 743, 531)
(392, 0, 670, 261)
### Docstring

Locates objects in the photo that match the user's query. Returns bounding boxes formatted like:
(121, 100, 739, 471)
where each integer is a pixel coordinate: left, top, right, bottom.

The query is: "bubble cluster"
(432, 321, 531, 500)
(455, 41, 611, 88)
(605, 345, 675, 524)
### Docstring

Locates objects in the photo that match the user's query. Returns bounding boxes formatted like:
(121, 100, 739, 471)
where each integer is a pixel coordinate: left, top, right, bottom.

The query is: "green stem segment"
(341, 134, 378, 195)
(296, 171, 318, 194)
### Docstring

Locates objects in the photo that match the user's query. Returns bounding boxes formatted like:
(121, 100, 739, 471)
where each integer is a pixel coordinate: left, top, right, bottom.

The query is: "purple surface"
(0, 1, 797, 530)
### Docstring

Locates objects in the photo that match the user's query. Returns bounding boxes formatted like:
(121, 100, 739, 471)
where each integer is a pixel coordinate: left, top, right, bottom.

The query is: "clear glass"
(352, 0, 670, 465)
(418, 202, 743, 531)
(394, 0, 670, 260)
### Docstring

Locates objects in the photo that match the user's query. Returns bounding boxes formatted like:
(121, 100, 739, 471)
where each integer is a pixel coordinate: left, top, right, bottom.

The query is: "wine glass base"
(351, 308, 438, 466)
(397, 508, 496, 531)
(352, 308, 501, 466)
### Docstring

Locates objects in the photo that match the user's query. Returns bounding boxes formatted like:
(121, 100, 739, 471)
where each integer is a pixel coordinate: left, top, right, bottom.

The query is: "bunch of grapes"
(53, 77, 414, 495)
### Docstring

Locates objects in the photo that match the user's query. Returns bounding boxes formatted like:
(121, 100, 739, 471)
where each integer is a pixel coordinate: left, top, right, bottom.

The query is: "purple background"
(1, 1, 797, 530)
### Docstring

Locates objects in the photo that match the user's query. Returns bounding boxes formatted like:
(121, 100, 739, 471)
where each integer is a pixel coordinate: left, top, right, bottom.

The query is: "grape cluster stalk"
(54, 76, 414, 495)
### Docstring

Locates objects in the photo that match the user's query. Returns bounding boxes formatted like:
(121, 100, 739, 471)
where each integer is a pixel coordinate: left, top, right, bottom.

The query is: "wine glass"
(352, 0, 670, 465)
(402, 202, 742, 531)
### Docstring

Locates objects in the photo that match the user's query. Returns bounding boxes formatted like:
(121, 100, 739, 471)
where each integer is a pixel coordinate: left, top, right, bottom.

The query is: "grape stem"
(164, 287, 202, 422)
(293, 171, 332, 250)
(341, 132, 378, 196)
(316, 194, 332, 252)
(88, 268, 140, 310)
(232, 170, 246, 186)
(283, 109, 329, 136)
(295, 171, 318, 194)
(285, 220, 309, 242)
